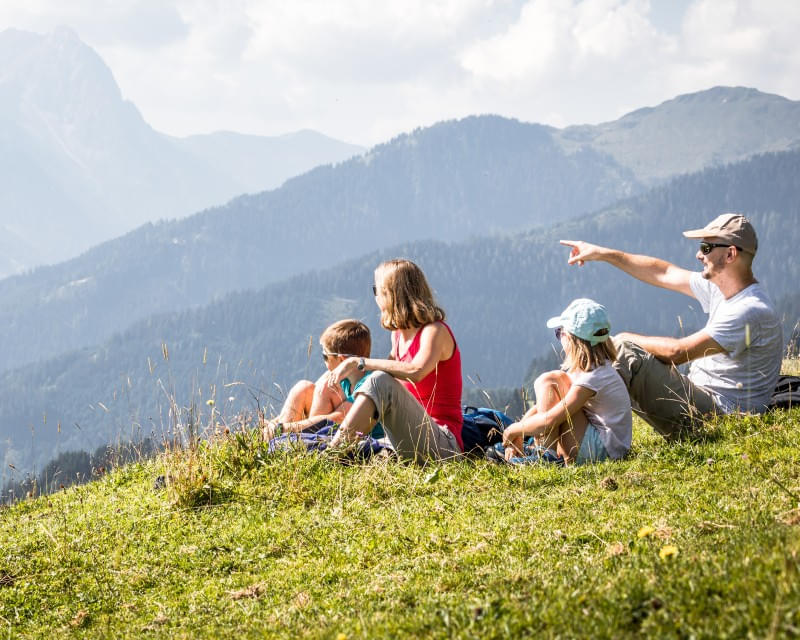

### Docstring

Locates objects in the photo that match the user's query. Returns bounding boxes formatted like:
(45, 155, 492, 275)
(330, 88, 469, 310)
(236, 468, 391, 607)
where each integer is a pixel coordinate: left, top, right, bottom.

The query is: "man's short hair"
(320, 319, 371, 357)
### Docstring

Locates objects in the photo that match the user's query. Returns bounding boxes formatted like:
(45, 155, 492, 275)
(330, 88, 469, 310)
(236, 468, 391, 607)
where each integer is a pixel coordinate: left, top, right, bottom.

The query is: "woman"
(329, 259, 463, 463)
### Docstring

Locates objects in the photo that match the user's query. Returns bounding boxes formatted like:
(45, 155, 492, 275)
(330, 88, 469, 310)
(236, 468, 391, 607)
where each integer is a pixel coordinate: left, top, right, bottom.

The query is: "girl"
(329, 259, 463, 463)
(498, 298, 632, 465)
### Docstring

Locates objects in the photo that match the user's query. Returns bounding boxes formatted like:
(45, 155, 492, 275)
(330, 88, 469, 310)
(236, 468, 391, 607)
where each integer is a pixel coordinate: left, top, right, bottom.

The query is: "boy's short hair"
(320, 319, 371, 357)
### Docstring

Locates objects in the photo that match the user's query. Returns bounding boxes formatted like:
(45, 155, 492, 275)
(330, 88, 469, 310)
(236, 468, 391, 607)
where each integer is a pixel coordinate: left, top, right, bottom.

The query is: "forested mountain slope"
(0, 115, 640, 373)
(2, 149, 798, 476)
(3, 86, 797, 375)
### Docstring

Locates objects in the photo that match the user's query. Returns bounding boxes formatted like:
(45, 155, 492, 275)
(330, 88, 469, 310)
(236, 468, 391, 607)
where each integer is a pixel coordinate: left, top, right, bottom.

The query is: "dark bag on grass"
(769, 375, 800, 410)
(461, 406, 514, 456)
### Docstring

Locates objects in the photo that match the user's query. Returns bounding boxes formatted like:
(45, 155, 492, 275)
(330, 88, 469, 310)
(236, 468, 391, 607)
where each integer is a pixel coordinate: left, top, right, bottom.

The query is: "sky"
(1, 0, 799, 147)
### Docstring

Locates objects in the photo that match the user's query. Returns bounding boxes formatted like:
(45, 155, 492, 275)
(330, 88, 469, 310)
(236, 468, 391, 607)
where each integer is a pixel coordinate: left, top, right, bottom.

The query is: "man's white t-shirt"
(688, 272, 783, 413)
(569, 363, 632, 460)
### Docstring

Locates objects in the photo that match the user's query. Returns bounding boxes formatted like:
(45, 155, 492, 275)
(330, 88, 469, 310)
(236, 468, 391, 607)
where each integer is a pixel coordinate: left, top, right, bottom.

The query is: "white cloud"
(461, 0, 672, 82)
(0, 0, 188, 47)
(458, 0, 800, 129)
(1, 0, 799, 144)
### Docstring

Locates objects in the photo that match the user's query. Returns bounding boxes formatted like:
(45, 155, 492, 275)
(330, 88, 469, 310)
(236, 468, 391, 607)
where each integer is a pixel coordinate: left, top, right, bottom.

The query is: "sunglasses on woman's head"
(699, 242, 738, 255)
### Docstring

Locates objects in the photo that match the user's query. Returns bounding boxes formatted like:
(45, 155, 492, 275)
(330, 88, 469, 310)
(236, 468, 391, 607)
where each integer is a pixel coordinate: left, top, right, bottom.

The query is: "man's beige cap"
(683, 213, 758, 255)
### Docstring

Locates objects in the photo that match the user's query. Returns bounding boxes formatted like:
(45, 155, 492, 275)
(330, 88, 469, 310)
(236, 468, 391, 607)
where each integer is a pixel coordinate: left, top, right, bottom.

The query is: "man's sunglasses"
(554, 327, 563, 340)
(372, 285, 377, 296)
(699, 242, 740, 255)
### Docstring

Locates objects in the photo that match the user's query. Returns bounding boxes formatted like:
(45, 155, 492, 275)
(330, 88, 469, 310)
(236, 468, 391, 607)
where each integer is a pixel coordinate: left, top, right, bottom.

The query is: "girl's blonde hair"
(562, 331, 617, 373)
(374, 259, 445, 330)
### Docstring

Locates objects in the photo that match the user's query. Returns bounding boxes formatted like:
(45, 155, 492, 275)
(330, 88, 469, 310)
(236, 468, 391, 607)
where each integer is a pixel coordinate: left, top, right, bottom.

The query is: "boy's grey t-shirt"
(688, 273, 783, 413)
(569, 362, 632, 460)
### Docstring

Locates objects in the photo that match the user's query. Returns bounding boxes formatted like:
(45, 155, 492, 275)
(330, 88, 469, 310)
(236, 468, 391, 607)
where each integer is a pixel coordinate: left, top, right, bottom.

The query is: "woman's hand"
(327, 357, 360, 388)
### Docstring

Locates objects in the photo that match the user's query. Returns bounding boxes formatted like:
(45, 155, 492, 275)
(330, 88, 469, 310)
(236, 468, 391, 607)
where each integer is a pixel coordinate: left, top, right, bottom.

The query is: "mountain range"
(2, 30, 800, 478)
(0, 27, 363, 276)
(2, 82, 800, 376)
(1, 147, 799, 477)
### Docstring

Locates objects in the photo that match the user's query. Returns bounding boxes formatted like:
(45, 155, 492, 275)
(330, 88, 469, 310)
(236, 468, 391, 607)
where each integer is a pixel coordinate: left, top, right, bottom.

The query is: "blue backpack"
(461, 406, 514, 456)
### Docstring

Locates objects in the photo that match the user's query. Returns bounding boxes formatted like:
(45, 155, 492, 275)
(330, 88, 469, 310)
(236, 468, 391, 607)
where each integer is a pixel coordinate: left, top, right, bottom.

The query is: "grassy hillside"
(2, 398, 799, 638)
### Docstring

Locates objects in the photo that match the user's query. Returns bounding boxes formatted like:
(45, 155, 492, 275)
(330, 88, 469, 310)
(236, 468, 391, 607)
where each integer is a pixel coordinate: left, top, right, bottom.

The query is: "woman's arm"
(329, 322, 452, 387)
(502, 384, 595, 446)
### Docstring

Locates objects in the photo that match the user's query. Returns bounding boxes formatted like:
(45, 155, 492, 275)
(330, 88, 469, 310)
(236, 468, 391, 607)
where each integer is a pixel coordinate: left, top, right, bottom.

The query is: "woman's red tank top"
(391, 321, 463, 450)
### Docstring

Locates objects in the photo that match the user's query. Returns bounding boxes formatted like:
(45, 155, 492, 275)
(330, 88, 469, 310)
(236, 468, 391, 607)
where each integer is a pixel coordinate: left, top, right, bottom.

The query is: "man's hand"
(560, 240, 605, 266)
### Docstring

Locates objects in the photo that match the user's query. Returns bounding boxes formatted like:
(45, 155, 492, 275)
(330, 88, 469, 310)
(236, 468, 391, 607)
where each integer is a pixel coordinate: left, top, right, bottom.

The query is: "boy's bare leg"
(263, 380, 315, 439)
(278, 380, 316, 422)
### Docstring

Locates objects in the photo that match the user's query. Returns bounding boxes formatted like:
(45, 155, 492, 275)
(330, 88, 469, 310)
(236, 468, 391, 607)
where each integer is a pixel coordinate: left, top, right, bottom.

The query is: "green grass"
(2, 408, 800, 638)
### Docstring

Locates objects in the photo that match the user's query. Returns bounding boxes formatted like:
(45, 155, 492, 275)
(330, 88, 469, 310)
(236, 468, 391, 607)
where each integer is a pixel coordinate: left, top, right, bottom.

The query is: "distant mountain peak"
(0, 27, 369, 276)
(47, 24, 81, 44)
(556, 86, 800, 183)
(2, 26, 124, 116)
(678, 85, 786, 102)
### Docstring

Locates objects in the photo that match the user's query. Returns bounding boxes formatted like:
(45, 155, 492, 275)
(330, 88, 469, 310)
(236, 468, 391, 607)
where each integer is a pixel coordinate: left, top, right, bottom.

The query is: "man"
(562, 213, 783, 439)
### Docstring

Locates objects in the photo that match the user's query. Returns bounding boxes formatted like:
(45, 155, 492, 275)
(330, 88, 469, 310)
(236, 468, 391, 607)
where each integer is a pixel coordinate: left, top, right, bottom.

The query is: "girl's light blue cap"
(546, 298, 611, 346)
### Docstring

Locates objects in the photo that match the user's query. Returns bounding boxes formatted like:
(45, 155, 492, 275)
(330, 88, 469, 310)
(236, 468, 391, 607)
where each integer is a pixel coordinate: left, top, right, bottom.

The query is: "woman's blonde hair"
(562, 331, 617, 373)
(374, 259, 445, 330)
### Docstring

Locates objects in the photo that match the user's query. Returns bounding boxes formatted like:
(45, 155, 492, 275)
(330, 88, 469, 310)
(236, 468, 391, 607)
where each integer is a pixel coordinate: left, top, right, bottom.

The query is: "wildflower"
(206, 399, 215, 407)
(659, 545, 679, 560)
(337, 634, 348, 640)
(637, 525, 655, 538)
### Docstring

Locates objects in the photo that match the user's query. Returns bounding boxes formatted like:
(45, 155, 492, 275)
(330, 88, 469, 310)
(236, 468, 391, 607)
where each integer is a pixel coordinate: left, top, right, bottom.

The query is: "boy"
(262, 319, 378, 438)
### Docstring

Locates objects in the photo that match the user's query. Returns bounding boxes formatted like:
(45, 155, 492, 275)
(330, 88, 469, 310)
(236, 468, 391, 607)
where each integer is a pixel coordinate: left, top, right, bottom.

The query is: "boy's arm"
(266, 404, 352, 437)
(263, 379, 350, 438)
